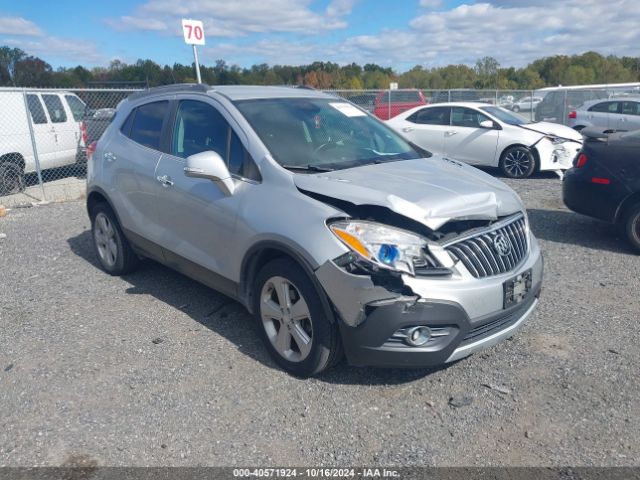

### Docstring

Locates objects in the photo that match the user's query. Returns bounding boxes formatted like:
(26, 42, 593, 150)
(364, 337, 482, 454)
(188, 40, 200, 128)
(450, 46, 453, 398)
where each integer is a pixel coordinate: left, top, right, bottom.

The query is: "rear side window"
(589, 101, 619, 113)
(65, 95, 86, 122)
(26, 94, 47, 124)
(407, 106, 450, 125)
(42, 94, 67, 123)
(128, 101, 169, 150)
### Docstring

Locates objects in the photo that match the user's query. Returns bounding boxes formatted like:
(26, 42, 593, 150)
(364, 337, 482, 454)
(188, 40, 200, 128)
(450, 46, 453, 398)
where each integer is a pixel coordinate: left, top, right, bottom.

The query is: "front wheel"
(0, 161, 25, 196)
(512, 106, 520, 113)
(500, 146, 536, 179)
(253, 258, 342, 377)
(623, 202, 640, 253)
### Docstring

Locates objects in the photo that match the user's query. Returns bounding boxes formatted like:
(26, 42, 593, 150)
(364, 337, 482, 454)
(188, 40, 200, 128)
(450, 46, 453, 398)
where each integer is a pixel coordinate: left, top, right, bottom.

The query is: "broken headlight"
(329, 220, 432, 276)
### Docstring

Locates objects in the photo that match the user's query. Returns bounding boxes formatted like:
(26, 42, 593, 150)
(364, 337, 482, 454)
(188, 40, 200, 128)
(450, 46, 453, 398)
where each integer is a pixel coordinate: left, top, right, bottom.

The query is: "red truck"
(373, 89, 428, 120)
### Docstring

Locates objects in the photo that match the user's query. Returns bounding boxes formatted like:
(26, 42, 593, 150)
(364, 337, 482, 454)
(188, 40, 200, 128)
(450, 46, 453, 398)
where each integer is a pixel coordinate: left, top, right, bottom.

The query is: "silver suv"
(86, 84, 543, 377)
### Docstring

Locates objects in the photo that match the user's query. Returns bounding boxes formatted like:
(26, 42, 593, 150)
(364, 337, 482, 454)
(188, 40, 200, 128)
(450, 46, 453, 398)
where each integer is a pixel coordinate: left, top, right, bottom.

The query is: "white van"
(0, 89, 86, 195)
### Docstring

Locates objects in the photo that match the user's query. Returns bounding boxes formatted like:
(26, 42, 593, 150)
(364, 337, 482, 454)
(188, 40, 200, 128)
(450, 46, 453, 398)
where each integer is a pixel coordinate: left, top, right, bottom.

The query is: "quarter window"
(128, 101, 169, 150)
(26, 94, 47, 124)
(42, 94, 67, 123)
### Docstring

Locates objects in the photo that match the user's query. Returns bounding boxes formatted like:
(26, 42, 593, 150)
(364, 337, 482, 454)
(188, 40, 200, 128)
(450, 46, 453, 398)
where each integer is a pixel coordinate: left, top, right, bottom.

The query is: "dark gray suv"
(86, 84, 543, 377)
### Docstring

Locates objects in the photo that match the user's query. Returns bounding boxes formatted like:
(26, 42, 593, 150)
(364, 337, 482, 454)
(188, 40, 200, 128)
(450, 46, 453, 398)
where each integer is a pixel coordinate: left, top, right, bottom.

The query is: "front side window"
(172, 100, 227, 159)
(65, 95, 86, 122)
(129, 101, 169, 150)
(451, 107, 490, 128)
(172, 100, 260, 180)
(408, 106, 450, 125)
(621, 101, 640, 116)
(42, 94, 67, 123)
(26, 94, 47, 124)
(234, 98, 424, 171)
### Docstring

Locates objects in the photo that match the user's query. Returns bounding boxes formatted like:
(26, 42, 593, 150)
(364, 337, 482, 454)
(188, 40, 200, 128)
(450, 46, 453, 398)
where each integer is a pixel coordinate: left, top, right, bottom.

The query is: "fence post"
(448, 90, 451, 103)
(21, 90, 46, 202)
(387, 89, 391, 119)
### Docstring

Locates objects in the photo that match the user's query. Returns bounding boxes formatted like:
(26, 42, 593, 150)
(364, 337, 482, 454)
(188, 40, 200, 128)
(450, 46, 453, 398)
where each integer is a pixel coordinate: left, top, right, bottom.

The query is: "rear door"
(399, 106, 450, 154)
(587, 101, 620, 129)
(102, 100, 169, 248)
(25, 93, 58, 171)
(64, 94, 87, 152)
(444, 106, 500, 166)
(41, 93, 77, 167)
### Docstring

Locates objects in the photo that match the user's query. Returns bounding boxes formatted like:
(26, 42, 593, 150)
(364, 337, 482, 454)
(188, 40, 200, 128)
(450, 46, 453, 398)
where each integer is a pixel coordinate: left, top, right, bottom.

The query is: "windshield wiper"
(281, 164, 335, 172)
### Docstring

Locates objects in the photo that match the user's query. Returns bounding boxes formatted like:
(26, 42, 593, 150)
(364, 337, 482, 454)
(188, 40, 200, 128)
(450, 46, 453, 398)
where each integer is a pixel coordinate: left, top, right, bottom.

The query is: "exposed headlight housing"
(329, 220, 434, 276)
(544, 135, 565, 145)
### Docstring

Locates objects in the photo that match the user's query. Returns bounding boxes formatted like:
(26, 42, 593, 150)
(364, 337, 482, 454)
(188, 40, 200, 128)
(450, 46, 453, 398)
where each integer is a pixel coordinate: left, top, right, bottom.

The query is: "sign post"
(181, 19, 206, 84)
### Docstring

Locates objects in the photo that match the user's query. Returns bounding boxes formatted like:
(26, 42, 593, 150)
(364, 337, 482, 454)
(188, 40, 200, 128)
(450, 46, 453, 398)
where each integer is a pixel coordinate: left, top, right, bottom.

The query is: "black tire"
(573, 125, 585, 132)
(512, 106, 520, 113)
(623, 202, 640, 253)
(253, 258, 343, 377)
(499, 146, 536, 179)
(0, 161, 25, 196)
(90, 203, 140, 275)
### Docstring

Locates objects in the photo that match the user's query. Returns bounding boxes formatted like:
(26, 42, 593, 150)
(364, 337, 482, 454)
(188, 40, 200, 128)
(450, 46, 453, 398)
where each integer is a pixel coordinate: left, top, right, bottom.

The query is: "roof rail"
(128, 83, 211, 101)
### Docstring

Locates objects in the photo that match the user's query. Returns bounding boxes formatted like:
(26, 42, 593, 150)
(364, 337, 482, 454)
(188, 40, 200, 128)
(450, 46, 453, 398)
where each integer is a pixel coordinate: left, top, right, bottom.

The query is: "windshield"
(234, 98, 425, 171)
(480, 106, 528, 126)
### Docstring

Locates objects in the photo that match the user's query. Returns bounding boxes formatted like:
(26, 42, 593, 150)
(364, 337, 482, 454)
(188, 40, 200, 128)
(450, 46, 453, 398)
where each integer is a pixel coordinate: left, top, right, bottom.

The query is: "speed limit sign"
(182, 19, 205, 46)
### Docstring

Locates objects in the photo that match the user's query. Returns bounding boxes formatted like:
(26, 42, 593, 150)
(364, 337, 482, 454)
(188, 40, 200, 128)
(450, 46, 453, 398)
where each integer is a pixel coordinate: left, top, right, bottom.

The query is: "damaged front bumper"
(315, 234, 543, 368)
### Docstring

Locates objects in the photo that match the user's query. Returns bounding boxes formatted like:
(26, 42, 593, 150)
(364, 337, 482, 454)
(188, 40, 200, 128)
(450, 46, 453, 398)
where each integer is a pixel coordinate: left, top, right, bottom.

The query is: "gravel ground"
(0, 172, 639, 467)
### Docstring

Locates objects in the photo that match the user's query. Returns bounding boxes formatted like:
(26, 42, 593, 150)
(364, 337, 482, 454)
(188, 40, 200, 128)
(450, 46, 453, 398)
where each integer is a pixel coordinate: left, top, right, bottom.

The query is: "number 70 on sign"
(182, 19, 205, 45)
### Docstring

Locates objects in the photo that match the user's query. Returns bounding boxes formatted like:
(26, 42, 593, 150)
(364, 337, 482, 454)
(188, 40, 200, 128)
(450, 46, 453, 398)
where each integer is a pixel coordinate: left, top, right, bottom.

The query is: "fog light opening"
(406, 326, 431, 347)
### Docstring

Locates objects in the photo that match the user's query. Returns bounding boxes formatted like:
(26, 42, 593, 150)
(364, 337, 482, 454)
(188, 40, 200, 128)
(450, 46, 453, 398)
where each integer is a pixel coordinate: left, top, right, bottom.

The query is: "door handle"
(103, 152, 117, 163)
(402, 126, 413, 132)
(445, 130, 458, 136)
(157, 175, 174, 187)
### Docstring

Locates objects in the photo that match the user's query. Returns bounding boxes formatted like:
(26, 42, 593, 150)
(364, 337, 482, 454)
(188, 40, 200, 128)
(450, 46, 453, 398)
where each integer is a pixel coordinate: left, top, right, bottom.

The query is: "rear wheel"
(512, 105, 520, 113)
(623, 202, 640, 253)
(253, 258, 342, 377)
(90, 203, 140, 275)
(0, 161, 25, 196)
(500, 146, 536, 179)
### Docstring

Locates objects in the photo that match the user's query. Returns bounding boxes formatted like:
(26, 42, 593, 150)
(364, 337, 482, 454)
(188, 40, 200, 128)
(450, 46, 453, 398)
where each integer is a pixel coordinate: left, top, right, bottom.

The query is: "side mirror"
(479, 119, 497, 129)
(184, 150, 235, 196)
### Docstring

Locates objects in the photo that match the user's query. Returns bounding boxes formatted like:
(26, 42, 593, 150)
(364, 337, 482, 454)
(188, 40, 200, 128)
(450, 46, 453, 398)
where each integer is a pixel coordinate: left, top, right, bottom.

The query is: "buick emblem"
(493, 233, 512, 257)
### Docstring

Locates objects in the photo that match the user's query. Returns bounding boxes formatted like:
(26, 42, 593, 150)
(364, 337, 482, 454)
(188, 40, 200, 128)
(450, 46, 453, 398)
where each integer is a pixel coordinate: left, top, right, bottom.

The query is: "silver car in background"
(86, 84, 543, 377)
(568, 97, 640, 131)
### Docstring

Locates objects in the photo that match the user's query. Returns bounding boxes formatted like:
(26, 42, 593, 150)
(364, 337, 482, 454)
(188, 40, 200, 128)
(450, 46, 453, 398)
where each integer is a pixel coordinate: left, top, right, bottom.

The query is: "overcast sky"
(0, 0, 638, 71)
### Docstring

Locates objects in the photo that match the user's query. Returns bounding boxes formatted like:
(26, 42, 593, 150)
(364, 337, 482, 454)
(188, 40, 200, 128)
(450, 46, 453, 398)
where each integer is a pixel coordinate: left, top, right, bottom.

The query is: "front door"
(152, 98, 256, 283)
(444, 107, 500, 166)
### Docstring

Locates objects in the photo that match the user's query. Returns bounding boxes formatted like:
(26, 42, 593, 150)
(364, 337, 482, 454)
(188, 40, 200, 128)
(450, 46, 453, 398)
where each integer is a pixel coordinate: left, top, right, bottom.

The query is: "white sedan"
(386, 102, 583, 178)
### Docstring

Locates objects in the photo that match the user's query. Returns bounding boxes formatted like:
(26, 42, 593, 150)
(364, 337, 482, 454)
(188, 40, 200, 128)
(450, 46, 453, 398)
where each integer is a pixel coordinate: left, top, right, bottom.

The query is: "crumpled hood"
(294, 157, 524, 230)
(522, 122, 583, 143)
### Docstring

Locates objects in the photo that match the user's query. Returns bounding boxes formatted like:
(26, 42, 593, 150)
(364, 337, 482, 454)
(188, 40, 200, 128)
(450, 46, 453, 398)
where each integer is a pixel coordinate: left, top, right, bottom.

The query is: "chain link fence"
(0, 88, 140, 206)
(1, 84, 638, 205)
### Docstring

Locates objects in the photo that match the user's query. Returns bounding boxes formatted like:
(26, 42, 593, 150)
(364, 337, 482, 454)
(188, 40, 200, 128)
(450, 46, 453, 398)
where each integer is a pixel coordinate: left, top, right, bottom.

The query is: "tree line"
(1, 46, 639, 90)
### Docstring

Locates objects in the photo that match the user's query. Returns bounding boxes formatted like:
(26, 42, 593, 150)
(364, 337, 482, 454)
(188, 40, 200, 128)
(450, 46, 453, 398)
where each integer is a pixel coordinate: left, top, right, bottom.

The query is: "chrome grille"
(444, 215, 528, 278)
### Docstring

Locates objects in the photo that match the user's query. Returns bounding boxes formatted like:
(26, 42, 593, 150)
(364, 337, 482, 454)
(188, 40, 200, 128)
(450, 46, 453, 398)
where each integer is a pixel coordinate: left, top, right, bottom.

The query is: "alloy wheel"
(260, 276, 313, 362)
(94, 212, 118, 268)
(503, 149, 532, 178)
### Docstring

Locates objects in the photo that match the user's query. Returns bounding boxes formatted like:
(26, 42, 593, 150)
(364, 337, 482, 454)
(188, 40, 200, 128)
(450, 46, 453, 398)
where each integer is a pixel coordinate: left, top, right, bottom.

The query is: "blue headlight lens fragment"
(378, 244, 399, 265)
